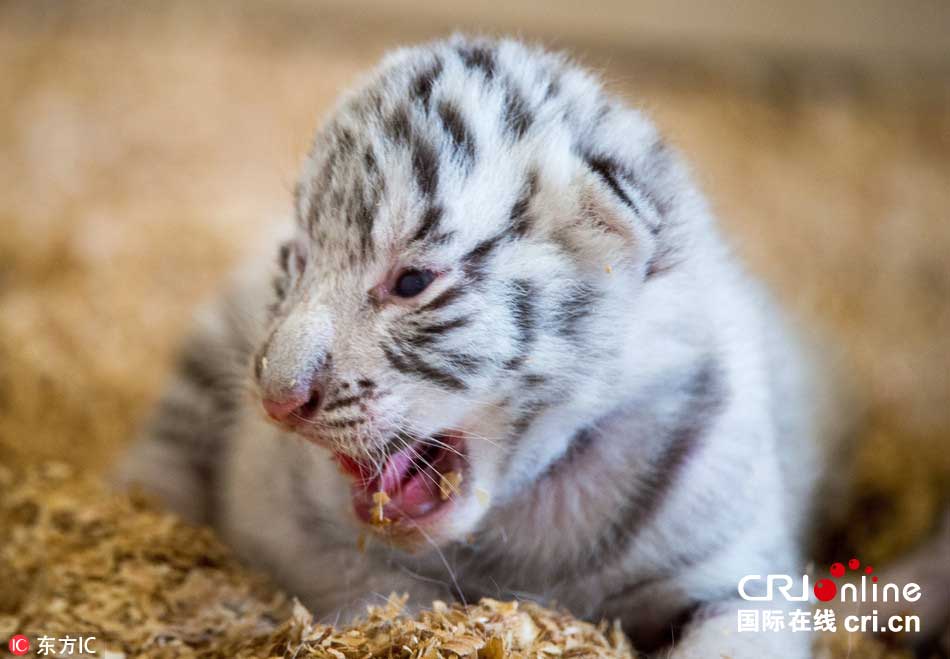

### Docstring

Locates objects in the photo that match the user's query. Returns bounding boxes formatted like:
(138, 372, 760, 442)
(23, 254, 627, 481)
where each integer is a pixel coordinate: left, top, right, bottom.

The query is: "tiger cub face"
(253, 36, 680, 546)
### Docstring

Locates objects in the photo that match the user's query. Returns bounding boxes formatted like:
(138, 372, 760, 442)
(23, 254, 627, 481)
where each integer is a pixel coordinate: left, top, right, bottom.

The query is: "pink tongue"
(373, 444, 450, 518)
(379, 448, 415, 494)
(395, 469, 442, 517)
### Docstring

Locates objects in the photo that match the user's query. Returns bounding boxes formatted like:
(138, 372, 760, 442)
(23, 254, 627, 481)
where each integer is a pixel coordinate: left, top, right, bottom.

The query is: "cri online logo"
(8, 635, 30, 656)
(739, 557, 922, 604)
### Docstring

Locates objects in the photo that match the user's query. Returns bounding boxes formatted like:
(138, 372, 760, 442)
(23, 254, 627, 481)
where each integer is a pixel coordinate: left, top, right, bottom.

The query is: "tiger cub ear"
(558, 159, 659, 276)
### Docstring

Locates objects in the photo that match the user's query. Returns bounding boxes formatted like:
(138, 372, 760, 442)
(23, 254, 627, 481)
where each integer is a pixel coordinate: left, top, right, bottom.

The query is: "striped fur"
(118, 36, 821, 658)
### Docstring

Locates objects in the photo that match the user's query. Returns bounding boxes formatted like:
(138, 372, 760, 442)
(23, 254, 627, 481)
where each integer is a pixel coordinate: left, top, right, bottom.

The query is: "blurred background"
(1, 0, 948, 569)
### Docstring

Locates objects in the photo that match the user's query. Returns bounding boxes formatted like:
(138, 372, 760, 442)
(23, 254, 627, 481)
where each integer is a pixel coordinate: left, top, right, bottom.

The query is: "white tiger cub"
(119, 36, 821, 657)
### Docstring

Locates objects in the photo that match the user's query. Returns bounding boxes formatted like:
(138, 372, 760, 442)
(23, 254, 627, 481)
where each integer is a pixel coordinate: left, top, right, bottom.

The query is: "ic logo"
(8, 635, 30, 656)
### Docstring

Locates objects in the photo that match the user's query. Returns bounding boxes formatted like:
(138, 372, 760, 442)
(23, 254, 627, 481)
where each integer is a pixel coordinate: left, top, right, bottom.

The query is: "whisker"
(393, 436, 443, 495)
(396, 563, 452, 590)
(415, 436, 466, 460)
(387, 410, 504, 449)
(391, 506, 466, 606)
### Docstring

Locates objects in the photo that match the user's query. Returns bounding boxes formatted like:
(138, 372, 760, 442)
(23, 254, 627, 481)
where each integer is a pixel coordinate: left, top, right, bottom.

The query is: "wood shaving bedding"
(438, 471, 463, 501)
(371, 490, 391, 526)
(0, 463, 634, 658)
(0, 462, 911, 658)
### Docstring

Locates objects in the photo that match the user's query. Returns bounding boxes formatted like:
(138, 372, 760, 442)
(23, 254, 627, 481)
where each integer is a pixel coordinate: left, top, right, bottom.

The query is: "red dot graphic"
(873, 576, 879, 583)
(865, 565, 874, 574)
(830, 562, 846, 578)
(848, 558, 860, 570)
(814, 578, 838, 602)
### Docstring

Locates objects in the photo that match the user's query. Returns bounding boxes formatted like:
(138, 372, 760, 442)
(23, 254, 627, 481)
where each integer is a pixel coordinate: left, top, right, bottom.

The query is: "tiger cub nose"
(262, 384, 322, 425)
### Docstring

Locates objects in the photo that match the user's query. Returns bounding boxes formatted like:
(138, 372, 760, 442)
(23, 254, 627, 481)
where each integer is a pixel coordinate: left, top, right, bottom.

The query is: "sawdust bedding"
(0, 462, 634, 658)
(0, 461, 912, 658)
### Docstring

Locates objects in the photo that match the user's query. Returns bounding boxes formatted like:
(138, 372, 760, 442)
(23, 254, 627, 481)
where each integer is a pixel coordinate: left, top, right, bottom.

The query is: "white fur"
(120, 36, 821, 657)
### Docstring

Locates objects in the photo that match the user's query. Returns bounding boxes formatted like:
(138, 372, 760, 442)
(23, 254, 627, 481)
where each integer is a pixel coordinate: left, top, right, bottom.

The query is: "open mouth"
(336, 432, 467, 527)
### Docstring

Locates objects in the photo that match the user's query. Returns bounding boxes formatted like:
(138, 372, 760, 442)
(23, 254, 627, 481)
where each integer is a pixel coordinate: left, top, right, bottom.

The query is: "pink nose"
(262, 387, 322, 424)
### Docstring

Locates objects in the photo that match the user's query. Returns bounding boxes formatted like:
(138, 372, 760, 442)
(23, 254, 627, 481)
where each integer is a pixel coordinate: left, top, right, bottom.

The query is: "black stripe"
(437, 100, 476, 168)
(334, 128, 355, 160)
(509, 279, 538, 349)
(502, 84, 533, 140)
(554, 283, 599, 339)
(411, 59, 443, 109)
(509, 171, 538, 237)
(645, 244, 680, 279)
(386, 107, 412, 144)
(420, 286, 465, 312)
(428, 230, 456, 245)
(277, 242, 292, 273)
(271, 240, 298, 309)
(366, 89, 384, 115)
(400, 331, 437, 349)
(462, 233, 506, 280)
(502, 354, 527, 371)
(353, 187, 376, 257)
(500, 280, 538, 380)
(305, 193, 322, 232)
(585, 154, 645, 221)
(151, 405, 204, 449)
(412, 139, 440, 199)
(586, 152, 670, 235)
(382, 343, 418, 374)
(401, 316, 471, 348)
(537, 427, 597, 481)
(363, 146, 379, 178)
(153, 386, 238, 448)
(443, 352, 485, 373)
(270, 274, 288, 313)
(325, 417, 365, 429)
(310, 127, 353, 225)
(179, 349, 220, 392)
(522, 373, 547, 388)
(511, 399, 550, 435)
(382, 344, 466, 390)
(583, 358, 726, 570)
(411, 205, 444, 243)
(457, 44, 496, 79)
(417, 316, 470, 336)
(466, 234, 505, 261)
(322, 395, 363, 413)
